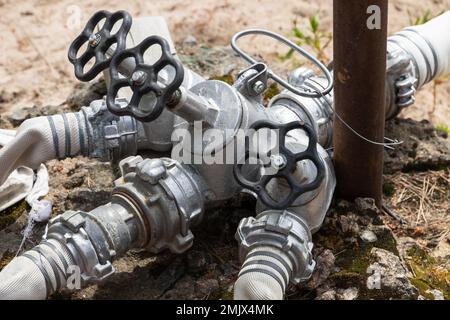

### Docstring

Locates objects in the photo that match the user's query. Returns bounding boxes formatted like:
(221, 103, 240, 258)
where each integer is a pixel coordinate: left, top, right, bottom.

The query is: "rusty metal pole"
(333, 0, 388, 207)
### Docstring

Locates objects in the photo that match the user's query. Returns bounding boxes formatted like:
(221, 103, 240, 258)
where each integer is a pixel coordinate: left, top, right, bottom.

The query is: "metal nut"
(131, 71, 147, 86)
(252, 80, 266, 94)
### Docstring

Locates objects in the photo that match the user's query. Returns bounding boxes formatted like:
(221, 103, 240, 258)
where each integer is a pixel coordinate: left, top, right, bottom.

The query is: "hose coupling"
(115, 156, 207, 253)
(46, 210, 117, 285)
(236, 209, 315, 285)
(81, 98, 138, 162)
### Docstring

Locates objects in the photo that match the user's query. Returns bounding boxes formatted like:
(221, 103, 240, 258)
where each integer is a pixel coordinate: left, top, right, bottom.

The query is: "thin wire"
(15, 217, 35, 257)
(308, 78, 403, 150)
(231, 28, 402, 150)
(334, 112, 403, 150)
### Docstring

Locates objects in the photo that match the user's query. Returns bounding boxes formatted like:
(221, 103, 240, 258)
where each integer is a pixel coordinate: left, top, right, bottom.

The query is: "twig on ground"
(382, 204, 407, 224)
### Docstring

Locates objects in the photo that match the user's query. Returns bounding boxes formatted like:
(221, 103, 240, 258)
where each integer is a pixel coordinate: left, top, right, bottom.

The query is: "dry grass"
(384, 170, 450, 242)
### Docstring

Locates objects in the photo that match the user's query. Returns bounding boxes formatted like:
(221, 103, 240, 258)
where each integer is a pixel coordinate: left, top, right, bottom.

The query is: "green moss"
(263, 83, 281, 101)
(407, 149, 417, 158)
(435, 124, 450, 135)
(209, 74, 234, 85)
(406, 246, 450, 300)
(219, 290, 234, 300)
(382, 181, 396, 197)
(0, 199, 28, 230)
(335, 234, 448, 300)
(208, 75, 281, 103)
(329, 271, 364, 288)
(409, 278, 435, 300)
(208, 287, 234, 300)
(331, 226, 400, 299)
(375, 228, 399, 255)
(0, 250, 14, 272)
(336, 249, 371, 275)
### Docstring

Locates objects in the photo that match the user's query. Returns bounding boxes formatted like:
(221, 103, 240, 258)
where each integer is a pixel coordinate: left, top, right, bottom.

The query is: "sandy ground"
(0, 0, 449, 126)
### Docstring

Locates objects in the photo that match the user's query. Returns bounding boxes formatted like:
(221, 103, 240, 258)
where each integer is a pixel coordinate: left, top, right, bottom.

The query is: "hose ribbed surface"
(234, 246, 293, 300)
(0, 112, 88, 185)
(0, 239, 75, 300)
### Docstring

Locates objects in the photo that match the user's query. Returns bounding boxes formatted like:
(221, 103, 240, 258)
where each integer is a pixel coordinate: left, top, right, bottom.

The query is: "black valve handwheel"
(106, 35, 185, 122)
(234, 120, 325, 210)
(68, 10, 132, 82)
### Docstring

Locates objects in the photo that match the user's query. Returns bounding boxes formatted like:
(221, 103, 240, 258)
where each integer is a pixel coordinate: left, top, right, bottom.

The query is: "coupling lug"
(136, 158, 168, 184)
(265, 212, 294, 235)
(47, 210, 116, 285)
(118, 155, 144, 176)
(59, 210, 86, 232)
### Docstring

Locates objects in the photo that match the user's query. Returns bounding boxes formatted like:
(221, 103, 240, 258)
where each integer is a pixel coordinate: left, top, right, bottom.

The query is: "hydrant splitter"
(0, 9, 450, 300)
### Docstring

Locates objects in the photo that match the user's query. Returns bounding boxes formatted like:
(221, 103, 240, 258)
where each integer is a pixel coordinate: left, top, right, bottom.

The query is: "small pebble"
(183, 35, 197, 46)
(360, 229, 378, 243)
(426, 289, 444, 300)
